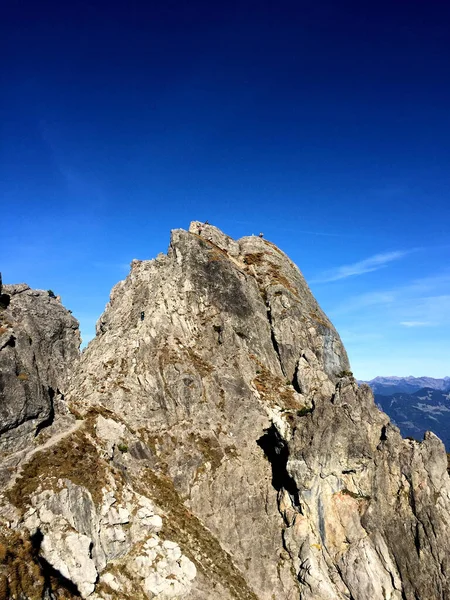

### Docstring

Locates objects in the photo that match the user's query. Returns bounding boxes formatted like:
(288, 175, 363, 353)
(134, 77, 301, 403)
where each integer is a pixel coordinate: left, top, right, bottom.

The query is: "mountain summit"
(0, 222, 449, 600)
(362, 375, 450, 395)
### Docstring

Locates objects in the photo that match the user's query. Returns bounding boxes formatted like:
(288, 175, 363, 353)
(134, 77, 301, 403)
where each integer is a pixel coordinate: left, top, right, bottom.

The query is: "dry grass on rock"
(252, 362, 303, 411)
(139, 468, 259, 600)
(0, 530, 45, 600)
(7, 428, 111, 511)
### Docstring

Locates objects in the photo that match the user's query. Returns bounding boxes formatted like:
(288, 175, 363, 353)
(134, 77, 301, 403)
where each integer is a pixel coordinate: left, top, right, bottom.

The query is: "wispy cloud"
(404, 272, 450, 294)
(402, 295, 450, 327)
(331, 291, 396, 314)
(329, 276, 450, 328)
(323, 263, 450, 379)
(312, 250, 409, 283)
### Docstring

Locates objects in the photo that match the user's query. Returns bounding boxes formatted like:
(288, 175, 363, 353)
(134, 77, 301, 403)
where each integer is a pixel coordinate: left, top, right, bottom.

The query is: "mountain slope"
(362, 375, 450, 395)
(0, 222, 449, 600)
(376, 387, 450, 450)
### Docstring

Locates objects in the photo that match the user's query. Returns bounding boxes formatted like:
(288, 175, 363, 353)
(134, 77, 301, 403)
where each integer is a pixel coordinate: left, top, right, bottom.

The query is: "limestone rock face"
(0, 278, 80, 454)
(0, 223, 449, 600)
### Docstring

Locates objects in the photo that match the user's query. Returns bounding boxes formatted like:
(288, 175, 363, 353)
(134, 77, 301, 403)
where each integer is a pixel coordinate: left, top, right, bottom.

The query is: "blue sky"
(2, 0, 450, 379)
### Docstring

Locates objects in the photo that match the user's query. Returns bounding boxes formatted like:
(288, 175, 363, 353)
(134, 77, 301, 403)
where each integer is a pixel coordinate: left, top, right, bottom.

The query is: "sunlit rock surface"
(0, 223, 448, 599)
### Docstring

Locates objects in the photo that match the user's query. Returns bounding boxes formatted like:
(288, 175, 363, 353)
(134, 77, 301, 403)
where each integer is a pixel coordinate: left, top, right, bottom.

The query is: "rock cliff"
(0, 222, 449, 600)
(0, 276, 80, 456)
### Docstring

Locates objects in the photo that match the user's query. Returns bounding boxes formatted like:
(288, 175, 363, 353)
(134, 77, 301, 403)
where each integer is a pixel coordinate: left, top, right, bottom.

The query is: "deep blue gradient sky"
(2, 0, 450, 378)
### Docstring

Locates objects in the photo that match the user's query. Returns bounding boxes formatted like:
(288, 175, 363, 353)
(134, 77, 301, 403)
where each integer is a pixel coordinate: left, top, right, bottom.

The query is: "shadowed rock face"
(0, 276, 80, 454)
(0, 223, 449, 600)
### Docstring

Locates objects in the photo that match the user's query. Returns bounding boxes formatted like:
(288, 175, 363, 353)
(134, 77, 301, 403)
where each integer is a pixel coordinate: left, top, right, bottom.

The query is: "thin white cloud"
(312, 250, 409, 283)
(400, 321, 432, 327)
(404, 272, 450, 294)
(401, 295, 450, 327)
(330, 291, 396, 315)
(330, 273, 450, 317)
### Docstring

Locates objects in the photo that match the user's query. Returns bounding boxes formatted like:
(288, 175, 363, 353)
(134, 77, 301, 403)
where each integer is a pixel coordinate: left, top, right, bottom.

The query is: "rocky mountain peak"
(0, 223, 448, 600)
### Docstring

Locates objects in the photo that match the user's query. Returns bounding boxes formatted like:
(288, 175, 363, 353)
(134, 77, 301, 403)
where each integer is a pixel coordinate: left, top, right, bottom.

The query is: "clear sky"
(2, 0, 450, 379)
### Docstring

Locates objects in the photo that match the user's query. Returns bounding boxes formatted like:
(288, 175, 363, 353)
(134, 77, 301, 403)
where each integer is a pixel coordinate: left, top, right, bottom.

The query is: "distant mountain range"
(360, 375, 450, 395)
(360, 377, 450, 450)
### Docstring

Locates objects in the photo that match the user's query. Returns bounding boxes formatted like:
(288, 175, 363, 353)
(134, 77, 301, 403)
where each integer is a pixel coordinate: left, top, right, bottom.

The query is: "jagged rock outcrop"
(0, 223, 449, 600)
(0, 276, 80, 456)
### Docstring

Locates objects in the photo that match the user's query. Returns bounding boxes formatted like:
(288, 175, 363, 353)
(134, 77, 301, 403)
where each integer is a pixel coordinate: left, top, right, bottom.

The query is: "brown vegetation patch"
(0, 327, 8, 336)
(115, 379, 131, 391)
(135, 431, 172, 474)
(85, 404, 117, 420)
(266, 264, 299, 297)
(261, 240, 284, 255)
(189, 433, 224, 473)
(204, 238, 230, 257)
(309, 310, 329, 328)
(336, 489, 371, 502)
(192, 233, 231, 259)
(243, 253, 264, 266)
(217, 388, 226, 411)
(207, 248, 227, 263)
(337, 370, 354, 379)
(140, 431, 160, 456)
(244, 253, 299, 298)
(252, 362, 303, 411)
(207, 252, 224, 262)
(186, 348, 214, 377)
(0, 530, 46, 600)
(68, 405, 85, 420)
(158, 345, 181, 371)
(139, 468, 259, 600)
(0, 529, 77, 599)
(16, 373, 29, 381)
(94, 573, 145, 600)
(117, 357, 129, 375)
(159, 344, 214, 380)
(207, 243, 229, 260)
(7, 428, 112, 510)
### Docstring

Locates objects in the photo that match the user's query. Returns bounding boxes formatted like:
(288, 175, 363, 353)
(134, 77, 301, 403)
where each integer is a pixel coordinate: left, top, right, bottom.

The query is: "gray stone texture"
(0, 279, 80, 454)
(0, 223, 448, 600)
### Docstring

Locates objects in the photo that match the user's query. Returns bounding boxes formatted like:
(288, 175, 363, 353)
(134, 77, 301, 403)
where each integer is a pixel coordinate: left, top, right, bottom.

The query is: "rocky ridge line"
(0, 222, 448, 600)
